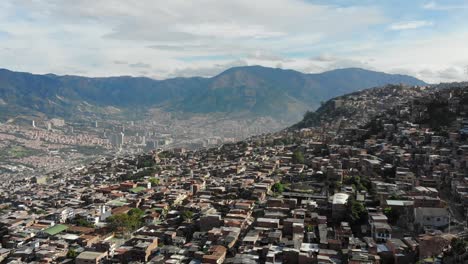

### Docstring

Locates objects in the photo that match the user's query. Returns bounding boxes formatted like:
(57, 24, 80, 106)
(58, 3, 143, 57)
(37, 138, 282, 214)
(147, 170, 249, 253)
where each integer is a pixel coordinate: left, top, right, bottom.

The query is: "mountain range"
(0, 66, 427, 122)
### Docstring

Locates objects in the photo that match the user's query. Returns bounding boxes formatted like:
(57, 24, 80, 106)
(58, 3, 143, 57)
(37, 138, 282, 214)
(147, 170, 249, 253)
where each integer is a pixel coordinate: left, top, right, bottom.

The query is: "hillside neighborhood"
(0, 84, 467, 263)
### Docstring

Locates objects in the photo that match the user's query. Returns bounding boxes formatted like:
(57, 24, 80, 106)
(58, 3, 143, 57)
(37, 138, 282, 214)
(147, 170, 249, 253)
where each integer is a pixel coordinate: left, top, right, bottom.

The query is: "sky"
(0, 0, 468, 83)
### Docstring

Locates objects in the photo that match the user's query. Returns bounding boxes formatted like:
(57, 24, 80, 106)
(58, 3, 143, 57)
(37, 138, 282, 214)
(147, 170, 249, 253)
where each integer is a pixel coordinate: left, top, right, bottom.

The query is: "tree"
(343, 176, 369, 192)
(182, 210, 194, 223)
(388, 194, 403, 200)
(149, 177, 160, 186)
(346, 197, 367, 225)
(292, 150, 305, 164)
(158, 151, 172, 159)
(128, 208, 144, 218)
(383, 207, 399, 224)
(137, 155, 156, 169)
(67, 249, 79, 259)
(332, 181, 342, 191)
(107, 211, 144, 234)
(450, 237, 467, 255)
(75, 215, 95, 228)
(272, 182, 285, 194)
(162, 207, 169, 218)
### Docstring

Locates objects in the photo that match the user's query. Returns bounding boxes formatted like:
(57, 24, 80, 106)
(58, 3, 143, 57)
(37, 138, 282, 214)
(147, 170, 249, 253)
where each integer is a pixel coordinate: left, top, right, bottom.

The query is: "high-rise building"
(110, 132, 125, 148)
(119, 132, 125, 146)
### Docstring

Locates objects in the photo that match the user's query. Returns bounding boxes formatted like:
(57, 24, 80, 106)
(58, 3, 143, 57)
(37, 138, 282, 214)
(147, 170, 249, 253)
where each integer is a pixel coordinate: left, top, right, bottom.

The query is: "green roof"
(43, 224, 68, 236)
(130, 186, 146, 193)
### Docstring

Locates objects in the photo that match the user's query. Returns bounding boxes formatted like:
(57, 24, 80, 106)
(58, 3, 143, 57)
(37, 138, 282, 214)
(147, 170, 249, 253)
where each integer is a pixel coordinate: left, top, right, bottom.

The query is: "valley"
(0, 66, 427, 179)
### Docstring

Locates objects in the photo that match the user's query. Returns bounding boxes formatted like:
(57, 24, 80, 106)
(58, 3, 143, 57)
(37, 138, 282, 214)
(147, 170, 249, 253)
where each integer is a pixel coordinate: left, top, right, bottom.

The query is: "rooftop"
(77, 251, 105, 260)
(332, 193, 350, 205)
(43, 224, 68, 236)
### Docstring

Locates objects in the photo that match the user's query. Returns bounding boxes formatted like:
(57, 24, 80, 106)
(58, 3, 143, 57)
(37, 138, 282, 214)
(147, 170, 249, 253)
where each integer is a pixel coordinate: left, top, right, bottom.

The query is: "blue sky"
(0, 0, 467, 83)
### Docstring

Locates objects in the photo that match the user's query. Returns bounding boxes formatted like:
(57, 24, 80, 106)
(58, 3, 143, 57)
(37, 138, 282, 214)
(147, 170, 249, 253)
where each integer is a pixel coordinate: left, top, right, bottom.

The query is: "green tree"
(158, 151, 172, 159)
(149, 177, 160, 186)
(272, 182, 285, 194)
(292, 150, 305, 164)
(75, 215, 95, 228)
(128, 208, 144, 218)
(383, 207, 399, 224)
(162, 207, 169, 218)
(107, 211, 144, 234)
(182, 210, 194, 223)
(67, 249, 79, 259)
(346, 197, 367, 225)
(343, 176, 369, 192)
(388, 194, 403, 200)
(334, 181, 342, 191)
(450, 237, 467, 255)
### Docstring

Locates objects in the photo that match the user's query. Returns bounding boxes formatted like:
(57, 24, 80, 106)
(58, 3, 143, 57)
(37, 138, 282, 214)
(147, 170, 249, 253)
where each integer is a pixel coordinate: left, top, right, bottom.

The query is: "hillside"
(0, 66, 426, 122)
(292, 82, 468, 146)
(291, 84, 428, 130)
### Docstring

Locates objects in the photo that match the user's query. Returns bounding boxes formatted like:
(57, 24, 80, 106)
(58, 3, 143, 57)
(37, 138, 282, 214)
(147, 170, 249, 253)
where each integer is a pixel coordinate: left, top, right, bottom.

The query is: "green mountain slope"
(0, 66, 426, 121)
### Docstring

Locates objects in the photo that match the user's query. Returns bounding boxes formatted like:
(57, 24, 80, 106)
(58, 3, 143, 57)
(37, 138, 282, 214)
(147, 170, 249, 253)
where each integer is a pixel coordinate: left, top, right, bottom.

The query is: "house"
(418, 233, 454, 260)
(331, 193, 349, 221)
(414, 207, 449, 229)
(202, 245, 227, 264)
(76, 251, 108, 264)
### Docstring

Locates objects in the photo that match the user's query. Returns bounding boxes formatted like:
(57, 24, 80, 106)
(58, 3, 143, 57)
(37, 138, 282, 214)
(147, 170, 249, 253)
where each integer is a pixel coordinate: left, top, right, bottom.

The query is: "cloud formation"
(389, 20, 433, 30)
(422, 1, 468, 10)
(129, 63, 152, 69)
(0, 0, 467, 82)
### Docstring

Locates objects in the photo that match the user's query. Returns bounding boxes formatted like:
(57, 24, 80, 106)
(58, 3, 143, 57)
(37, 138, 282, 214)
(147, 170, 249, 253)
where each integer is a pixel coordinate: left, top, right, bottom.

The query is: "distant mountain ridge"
(0, 66, 426, 122)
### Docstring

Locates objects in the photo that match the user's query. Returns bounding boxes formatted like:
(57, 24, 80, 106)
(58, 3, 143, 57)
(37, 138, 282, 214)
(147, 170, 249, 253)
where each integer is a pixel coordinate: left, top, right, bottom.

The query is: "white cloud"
(247, 51, 290, 62)
(356, 31, 468, 83)
(174, 23, 285, 39)
(423, 1, 468, 10)
(0, 0, 385, 78)
(389, 20, 433, 31)
(169, 59, 249, 78)
(113, 60, 127, 65)
(310, 53, 337, 62)
(129, 62, 152, 69)
(0, 0, 467, 83)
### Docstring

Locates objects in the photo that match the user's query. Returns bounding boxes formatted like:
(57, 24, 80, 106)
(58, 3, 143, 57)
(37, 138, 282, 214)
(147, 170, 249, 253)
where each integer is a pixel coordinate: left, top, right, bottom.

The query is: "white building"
(414, 207, 449, 228)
